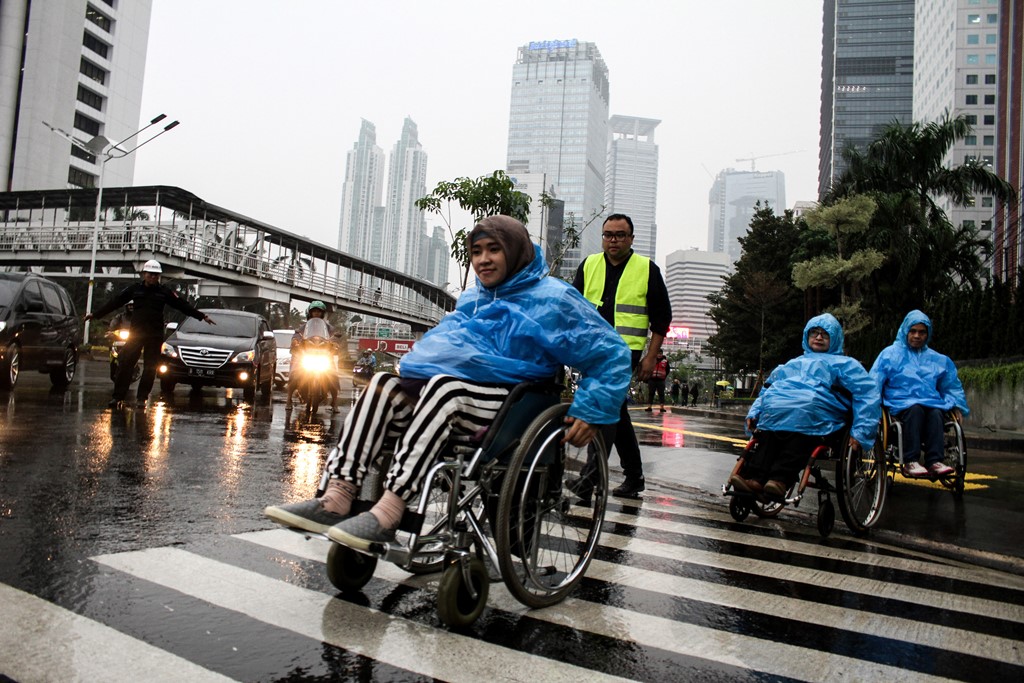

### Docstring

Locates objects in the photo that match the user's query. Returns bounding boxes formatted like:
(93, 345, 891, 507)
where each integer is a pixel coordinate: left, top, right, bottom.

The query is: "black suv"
(157, 309, 276, 401)
(0, 273, 80, 390)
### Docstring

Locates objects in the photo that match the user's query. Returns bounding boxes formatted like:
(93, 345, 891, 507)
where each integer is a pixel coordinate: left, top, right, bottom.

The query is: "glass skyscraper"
(337, 120, 385, 263)
(819, 0, 916, 198)
(383, 117, 428, 278)
(605, 115, 660, 260)
(506, 40, 610, 277)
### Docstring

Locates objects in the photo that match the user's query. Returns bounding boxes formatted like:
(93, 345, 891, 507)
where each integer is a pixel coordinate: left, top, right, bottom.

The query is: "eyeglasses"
(809, 329, 829, 339)
(602, 232, 631, 241)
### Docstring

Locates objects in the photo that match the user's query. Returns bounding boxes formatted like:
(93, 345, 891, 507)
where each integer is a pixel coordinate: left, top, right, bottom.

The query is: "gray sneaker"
(264, 498, 348, 534)
(327, 511, 396, 551)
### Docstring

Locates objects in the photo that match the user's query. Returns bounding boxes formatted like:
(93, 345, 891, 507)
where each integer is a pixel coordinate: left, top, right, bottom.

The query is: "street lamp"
(43, 114, 180, 345)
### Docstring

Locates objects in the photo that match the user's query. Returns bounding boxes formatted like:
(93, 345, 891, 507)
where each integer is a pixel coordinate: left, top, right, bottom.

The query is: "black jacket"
(93, 282, 205, 335)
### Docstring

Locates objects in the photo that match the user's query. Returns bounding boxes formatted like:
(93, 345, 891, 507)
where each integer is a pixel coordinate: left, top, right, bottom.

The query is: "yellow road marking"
(633, 422, 747, 447)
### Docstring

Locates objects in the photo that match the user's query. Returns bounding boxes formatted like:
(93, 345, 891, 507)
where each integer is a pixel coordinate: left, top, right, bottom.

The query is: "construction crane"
(735, 150, 804, 171)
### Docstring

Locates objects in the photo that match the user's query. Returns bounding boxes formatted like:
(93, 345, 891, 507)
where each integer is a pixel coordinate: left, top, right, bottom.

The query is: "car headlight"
(161, 342, 177, 358)
(232, 350, 255, 363)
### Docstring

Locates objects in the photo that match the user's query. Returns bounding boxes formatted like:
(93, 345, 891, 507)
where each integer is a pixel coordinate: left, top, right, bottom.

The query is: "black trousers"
(741, 429, 844, 487)
(112, 329, 162, 401)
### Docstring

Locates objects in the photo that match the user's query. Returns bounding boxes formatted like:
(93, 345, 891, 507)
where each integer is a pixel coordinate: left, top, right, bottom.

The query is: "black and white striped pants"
(318, 372, 511, 501)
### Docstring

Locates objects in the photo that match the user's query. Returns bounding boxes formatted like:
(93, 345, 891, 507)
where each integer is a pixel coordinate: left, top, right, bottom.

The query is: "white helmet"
(142, 259, 162, 274)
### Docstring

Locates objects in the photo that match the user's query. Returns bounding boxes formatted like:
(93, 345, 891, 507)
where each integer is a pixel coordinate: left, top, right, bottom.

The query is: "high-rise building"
(819, 0, 915, 199)
(506, 39, 610, 278)
(994, 0, 1023, 283)
(915, 0, 1003, 259)
(707, 170, 786, 264)
(421, 225, 450, 287)
(605, 115, 660, 260)
(337, 120, 385, 263)
(664, 248, 732, 351)
(0, 0, 154, 192)
(383, 117, 428, 277)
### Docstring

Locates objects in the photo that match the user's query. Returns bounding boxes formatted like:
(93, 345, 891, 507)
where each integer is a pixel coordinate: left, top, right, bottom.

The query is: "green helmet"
(307, 300, 327, 314)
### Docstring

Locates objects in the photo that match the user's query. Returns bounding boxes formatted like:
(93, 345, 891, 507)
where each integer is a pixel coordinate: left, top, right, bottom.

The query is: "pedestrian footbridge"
(0, 186, 454, 331)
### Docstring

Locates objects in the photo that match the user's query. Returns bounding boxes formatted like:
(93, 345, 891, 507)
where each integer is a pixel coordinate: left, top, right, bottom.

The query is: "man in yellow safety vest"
(572, 213, 672, 498)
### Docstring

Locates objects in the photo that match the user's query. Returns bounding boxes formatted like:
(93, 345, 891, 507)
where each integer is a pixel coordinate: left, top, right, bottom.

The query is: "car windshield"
(274, 331, 294, 347)
(0, 279, 20, 314)
(179, 314, 255, 338)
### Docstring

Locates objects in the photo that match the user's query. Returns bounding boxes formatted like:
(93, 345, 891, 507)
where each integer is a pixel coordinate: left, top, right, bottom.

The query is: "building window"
(965, 114, 978, 124)
(68, 167, 96, 188)
(983, 135, 994, 145)
(965, 135, 977, 145)
(983, 155, 994, 166)
(965, 155, 978, 163)
(985, 74, 996, 84)
(986, 34, 997, 44)
(963, 219, 976, 229)
(966, 54, 980, 64)
(985, 53, 997, 65)
(984, 94, 995, 104)
(982, 220, 992, 231)
(82, 31, 109, 59)
(967, 34, 980, 44)
(76, 85, 103, 111)
(85, 5, 112, 32)
(982, 197, 994, 207)
(986, 13, 997, 23)
(79, 57, 106, 85)
(966, 74, 978, 84)
(984, 114, 995, 125)
(968, 14, 981, 23)
(73, 112, 101, 136)
(966, 94, 978, 104)
(70, 144, 96, 164)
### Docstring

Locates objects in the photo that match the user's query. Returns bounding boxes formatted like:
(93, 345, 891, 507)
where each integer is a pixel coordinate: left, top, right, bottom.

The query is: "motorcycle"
(292, 319, 337, 415)
(106, 328, 141, 383)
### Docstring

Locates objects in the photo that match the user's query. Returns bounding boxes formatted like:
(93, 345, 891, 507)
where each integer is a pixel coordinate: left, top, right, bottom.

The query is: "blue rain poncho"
(869, 310, 969, 416)
(400, 243, 631, 425)
(746, 313, 880, 448)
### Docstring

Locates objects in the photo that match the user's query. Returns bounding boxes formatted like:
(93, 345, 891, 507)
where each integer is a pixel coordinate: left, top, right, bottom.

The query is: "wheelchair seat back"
(477, 380, 563, 464)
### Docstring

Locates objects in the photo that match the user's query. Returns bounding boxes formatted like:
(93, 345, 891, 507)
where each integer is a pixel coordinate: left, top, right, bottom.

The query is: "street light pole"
(45, 114, 180, 345)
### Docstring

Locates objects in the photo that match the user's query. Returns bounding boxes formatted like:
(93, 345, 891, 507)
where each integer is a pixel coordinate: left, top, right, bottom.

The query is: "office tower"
(665, 249, 732, 350)
(383, 117, 428, 277)
(0, 0, 154, 192)
(337, 120, 385, 263)
(994, 0, 1023, 283)
(819, 0, 915, 199)
(605, 116, 660, 260)
(707, 169, 786, 264)
(421, 225, 450, 287)
(507, 39, 610, 278)
(915, 0, 1004, 264)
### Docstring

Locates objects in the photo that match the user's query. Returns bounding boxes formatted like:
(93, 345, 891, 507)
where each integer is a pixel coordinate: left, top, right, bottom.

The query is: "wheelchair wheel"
(836, 441, 887, 537)
(817, 498, 835, 537)
(729, 497, 750, 521)
(436, 556, 489, 628)
(753, 499, 784, 518)
(942, 422, 968, 499)
(326, 542, 377, 593)
(495, 403, 608, 609)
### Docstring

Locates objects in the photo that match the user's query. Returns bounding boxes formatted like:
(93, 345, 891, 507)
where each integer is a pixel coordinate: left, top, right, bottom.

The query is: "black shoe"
(108, 398, 125, 409)
(612, 476, 645, 498)
(644, 407, 653, 412)
(566, 476, 594, 505)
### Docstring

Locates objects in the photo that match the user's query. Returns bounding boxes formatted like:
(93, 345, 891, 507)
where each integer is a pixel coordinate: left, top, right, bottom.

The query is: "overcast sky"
(132, 0, 824, 268)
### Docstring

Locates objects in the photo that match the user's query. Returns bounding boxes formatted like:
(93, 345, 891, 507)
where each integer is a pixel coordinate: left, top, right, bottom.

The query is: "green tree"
(792, 194, 884, 334)
(706, 205, 806, 375)
(416, 170, 532, 289)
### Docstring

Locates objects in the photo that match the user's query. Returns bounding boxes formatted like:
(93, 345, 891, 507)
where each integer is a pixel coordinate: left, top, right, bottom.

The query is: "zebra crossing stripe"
(92, 545, 632, 683)
(0, 582, 236, 683)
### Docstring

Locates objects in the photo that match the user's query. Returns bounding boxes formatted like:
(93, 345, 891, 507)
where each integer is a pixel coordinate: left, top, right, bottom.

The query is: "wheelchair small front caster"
(327, 542, 377, 592)
(817, 497, 835, 537)
(729, 496, 751, 522)
(437, 556, 489, 627)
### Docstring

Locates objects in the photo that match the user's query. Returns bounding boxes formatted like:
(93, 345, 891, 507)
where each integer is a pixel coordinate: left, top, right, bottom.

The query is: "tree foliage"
(415, 170, 532, 289)
(706, 205, 807, 375)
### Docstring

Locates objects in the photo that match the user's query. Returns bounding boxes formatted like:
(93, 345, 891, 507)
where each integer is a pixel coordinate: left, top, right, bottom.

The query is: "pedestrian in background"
(645, 352, 669, 413)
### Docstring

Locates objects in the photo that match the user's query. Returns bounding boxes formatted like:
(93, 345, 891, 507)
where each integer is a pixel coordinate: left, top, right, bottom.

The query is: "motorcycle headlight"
(232, 350, 255, 363)
(301, 353, 331, 372)
(161, 342, 177, 358)
(117, 329, 130, 341)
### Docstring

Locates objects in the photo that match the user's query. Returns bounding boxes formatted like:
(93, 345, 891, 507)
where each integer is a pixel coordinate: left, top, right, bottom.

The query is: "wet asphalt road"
(1, 359, 1022, 682)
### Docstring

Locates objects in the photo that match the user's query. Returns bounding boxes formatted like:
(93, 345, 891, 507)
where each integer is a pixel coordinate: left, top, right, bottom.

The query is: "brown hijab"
(467, 215, 535, 284)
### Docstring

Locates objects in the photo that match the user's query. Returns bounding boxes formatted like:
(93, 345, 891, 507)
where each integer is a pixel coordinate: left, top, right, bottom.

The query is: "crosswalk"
(4, 489, 1023, 682)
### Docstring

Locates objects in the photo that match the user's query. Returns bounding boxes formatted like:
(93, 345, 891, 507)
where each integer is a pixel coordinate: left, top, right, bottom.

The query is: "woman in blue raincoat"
(869, 310, 968, 478)
(730, 313, 880, 501)
(266, 215, 631, 547)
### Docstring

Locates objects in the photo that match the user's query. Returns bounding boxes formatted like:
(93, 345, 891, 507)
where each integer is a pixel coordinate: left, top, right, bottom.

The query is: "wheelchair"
(879, 407, 967, 498)
(723, 426, 888, 538)
(297, 380, 609, 627)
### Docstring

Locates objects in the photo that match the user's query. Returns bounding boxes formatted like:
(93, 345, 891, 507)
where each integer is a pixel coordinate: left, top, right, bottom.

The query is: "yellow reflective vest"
(581, 252, 650, 350)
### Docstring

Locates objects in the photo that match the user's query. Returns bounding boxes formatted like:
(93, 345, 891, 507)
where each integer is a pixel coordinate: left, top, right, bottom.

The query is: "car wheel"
(0, 343, 20, 390)
(49, 347, 78, 388)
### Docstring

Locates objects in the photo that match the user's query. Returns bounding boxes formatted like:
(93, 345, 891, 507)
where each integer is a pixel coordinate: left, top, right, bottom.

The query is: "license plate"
(188, 368, 215, 377)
